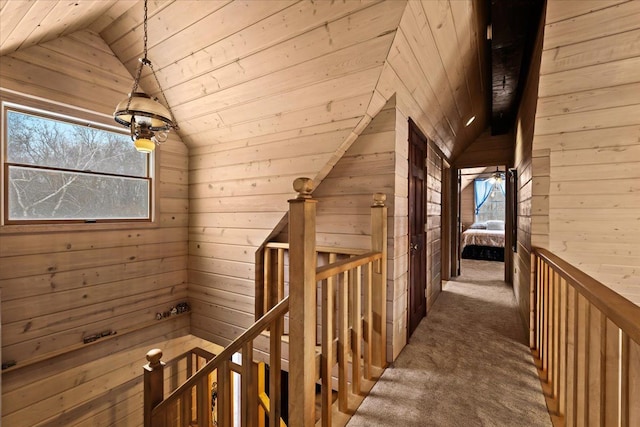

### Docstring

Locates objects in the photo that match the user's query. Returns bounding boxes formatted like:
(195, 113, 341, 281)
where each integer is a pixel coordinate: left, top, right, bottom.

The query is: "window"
(474, 175, 505, 223)
(2, 103, 152, 224)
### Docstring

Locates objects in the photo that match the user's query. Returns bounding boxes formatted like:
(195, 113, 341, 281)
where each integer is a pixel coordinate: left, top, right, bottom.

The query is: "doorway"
(456, 166, 508, 280)
(408, 120, 426, 339)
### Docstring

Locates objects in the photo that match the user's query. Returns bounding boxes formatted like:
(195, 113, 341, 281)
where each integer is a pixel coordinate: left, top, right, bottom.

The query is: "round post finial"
(372, 193, 386, 207)
(146, 348, 163, 367)
(293, 177, 314, 199)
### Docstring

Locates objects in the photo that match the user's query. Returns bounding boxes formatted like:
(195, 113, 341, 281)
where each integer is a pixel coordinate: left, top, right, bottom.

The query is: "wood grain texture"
(0, 30, 190, 426)
(512, 10, 544, 333)
(535, 0, 640, 306)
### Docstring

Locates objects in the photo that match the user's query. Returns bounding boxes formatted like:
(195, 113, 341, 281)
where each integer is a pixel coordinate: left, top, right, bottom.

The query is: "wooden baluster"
(371, 193, 388, 368)
(277, 247, 286, 332)
(552, 271, 561, 410)
(587, 306, 604, 425)
(177, 352, 189, 426)
(548, 268, 556, 396)
(558, 277, 567, 419)
(621, 332, 630, 427)
(144, 348, 165, 427)
(566, 285, 578, 427)
(270, 317, 283, 427)
(201, 371, 213, 427)
(620, 333, 640, 426)
(363, 262, 373, 380)
(626, 338, 640, 425)
(576, 295, 589, 426)
(536, 255, 543, 356)
(530, 251, 537, 349)
(604, 321, 620, 427)
(338, 270, 349, 412)
(264, 248, 272, 316)
(257, 362, 267, 427)
(217, 363, 231, 427)
(242, 341, 258, 427)
(277, 248, 285, 300)
(352, 265, 363, 395)
(288, 177, 317, 427)
(542, 261, 549, 380)
(322, 268, 336, 425)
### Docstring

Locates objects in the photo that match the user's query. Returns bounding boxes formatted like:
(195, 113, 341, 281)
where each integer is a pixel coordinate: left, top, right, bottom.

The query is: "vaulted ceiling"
(0, 0, 540, 160)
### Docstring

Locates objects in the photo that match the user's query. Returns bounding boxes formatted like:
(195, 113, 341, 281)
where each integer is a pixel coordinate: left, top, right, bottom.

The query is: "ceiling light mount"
(113, 0, 177, 153)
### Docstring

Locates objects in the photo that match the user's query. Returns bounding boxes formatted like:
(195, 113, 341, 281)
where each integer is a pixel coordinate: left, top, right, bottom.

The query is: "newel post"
(371, 193, 388, 368)
(288, 177, 317, 427)
(144, 348, 165, 427)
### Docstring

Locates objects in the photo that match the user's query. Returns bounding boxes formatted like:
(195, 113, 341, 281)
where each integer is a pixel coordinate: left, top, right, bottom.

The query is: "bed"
(461, 220, 505, 261)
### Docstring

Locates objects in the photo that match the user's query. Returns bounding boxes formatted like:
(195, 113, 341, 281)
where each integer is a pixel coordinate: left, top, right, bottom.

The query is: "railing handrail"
(164, 346, 215, 366)
(316, 251, 383, 281)
(151, 296, 290, 416)
(532, 246, 640, 343)
(265, 241, 369, 256)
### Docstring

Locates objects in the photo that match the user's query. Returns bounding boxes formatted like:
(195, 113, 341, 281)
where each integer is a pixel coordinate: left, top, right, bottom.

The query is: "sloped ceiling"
(1, 0, 491, 160)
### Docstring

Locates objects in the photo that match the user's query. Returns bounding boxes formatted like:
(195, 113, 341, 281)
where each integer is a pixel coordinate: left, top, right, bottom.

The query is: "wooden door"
(408, 120, 427, 339)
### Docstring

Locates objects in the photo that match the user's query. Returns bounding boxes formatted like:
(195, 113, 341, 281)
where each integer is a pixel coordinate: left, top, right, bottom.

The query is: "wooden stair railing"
(145, 297, 290, 427)
(531, 247, 640, 426)
(144, 178, 389, 427)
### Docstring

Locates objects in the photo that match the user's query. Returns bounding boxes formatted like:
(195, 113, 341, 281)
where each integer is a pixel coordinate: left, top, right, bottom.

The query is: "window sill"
(0, 220, 159, 235)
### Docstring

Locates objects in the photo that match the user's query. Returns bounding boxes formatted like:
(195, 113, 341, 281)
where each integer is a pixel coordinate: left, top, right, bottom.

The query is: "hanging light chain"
(124, 0, 149, 112)
(142, 0, 148, 60)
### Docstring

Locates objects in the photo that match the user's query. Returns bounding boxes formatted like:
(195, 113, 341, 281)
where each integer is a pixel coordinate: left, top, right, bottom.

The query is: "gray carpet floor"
(347, 260, 552, 427)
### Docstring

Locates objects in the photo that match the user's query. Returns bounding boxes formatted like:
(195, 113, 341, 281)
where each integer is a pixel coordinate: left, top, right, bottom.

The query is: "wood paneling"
(0, 30, 190, 426)
(511, 11, 544, 332)
(426, 144, 443, 310)
(461, 183, 475, 228)
(1, 0, 489, 410)
(534, 0, 640, 306)
(454, 132, 513, 169)
(377, 0, 488, 161)
(0, 0, 135, 56)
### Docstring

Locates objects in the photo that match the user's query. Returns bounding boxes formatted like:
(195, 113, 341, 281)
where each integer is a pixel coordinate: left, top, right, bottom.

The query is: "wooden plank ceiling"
(0, 0, 490, 159)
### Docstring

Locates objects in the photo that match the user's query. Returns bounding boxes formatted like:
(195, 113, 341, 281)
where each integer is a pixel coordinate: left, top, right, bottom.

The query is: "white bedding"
(461, 228, 505, 249)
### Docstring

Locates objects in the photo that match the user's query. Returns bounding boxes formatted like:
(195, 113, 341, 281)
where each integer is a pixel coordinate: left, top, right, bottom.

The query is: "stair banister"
(143, 349, 164, 427)
(287, 177, 317, 427)
(531, 247, 640, 426)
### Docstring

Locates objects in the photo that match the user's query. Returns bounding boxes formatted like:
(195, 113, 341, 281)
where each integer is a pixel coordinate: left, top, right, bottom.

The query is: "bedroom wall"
(461, 183, 475, 229)
(0, 30, 191, 426)
(533, 1, 640, 305)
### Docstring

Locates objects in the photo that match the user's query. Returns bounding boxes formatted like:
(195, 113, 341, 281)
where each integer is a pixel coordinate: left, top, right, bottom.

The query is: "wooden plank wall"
(461, 179, 475, 229)
(426, 144, 443, 310)
(314, 97, 398, 361)
(512, 12, 544, 332)
(374, 0, 488, 162)
(363, 0, 485, 357)
(454, 132, 513, 169)
(185, 1, 483, 362)
(0, 30, 191, 426)
(391, 108, 409, 361)
(534, 0, 640, 305)
(184, 0, 407, 350)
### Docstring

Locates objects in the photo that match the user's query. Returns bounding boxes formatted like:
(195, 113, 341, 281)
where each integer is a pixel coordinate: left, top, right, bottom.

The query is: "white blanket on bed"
(461, 229, 505, 248)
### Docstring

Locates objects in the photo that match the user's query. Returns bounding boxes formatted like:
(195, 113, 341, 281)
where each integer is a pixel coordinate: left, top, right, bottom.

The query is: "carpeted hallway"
(347, 259, 552, 427)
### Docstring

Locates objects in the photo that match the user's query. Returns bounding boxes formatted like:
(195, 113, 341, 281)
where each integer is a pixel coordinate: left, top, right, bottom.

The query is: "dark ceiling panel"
(490, 0, 544, 135)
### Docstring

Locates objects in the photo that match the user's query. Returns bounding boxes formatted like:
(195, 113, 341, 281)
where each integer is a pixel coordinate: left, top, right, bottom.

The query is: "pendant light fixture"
(114, 0, 177, 153)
